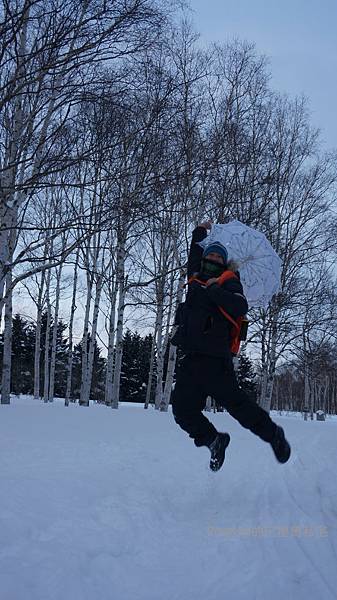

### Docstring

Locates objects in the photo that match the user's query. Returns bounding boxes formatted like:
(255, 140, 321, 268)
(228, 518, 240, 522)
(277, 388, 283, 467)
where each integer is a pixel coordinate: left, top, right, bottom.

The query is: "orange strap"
(216, 270, 238, 286)
(218, 307, 240, 331)
(186, 270, 238, 287)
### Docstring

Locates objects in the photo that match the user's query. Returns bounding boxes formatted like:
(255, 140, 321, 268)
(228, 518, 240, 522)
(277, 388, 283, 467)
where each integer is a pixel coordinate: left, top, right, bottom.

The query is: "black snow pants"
(172, 353, 277, 448)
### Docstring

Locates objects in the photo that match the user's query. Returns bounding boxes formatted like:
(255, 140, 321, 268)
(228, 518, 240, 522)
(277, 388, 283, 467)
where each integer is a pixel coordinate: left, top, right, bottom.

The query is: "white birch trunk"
(1, 274, 13, 404)
(48, 264, 63, 402)
(260, 367, 276, 413)
(161, 271, 186, 411)
(144, 326, 157, 409)
(0, 221, 17, 403)
(161, 269, 175, 361)
(81, 272, 103, 406)
(43, 270, 52, 403)
(79, 269, 93, 406)
(105, 277, 117, 406)
(34, 271, 46, 399)
(332, 382, 335, 415)
(79, 202, 101, 406)
(161, 344, 177, 412)
(65, 249, 79, 406)
(0, 9, 29, 308)
(259, 323, 277, 413)
(154, 292, 164, 410)
(259, 370, 267, 409)
(322, 376, 328, 414)
(0, 211, 14, 314)
(263, 370, 276, 412)
(111, 237, 126, 409)
(312, 380, 316, 416)
(304, 361, 310, 411)
(205, 396, 212, 412)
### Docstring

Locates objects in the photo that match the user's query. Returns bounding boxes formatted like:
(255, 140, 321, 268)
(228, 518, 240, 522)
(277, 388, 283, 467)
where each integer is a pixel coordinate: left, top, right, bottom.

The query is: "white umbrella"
(198, 220, 282, 308)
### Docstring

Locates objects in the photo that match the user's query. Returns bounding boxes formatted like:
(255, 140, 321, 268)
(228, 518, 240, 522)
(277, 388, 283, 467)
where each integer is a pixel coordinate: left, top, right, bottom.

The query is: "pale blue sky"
(189, 0, 337, 150)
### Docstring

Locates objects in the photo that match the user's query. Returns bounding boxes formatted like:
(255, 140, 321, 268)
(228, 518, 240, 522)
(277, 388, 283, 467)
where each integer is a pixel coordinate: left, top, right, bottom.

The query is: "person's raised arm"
(187, 221, 211, 279)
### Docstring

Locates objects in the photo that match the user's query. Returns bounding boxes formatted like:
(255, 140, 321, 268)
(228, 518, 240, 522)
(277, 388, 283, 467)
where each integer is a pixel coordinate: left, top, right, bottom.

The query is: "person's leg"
(210, 364, 277, 442)
(172, 355, 218, 447)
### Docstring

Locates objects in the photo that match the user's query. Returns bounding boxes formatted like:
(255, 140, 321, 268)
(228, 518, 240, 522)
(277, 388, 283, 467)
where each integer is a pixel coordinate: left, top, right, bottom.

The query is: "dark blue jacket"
(172, 227, 248, 363)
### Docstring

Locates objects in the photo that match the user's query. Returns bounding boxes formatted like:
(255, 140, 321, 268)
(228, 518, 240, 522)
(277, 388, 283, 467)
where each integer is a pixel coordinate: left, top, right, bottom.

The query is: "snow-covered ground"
(1, 397, 337, 600)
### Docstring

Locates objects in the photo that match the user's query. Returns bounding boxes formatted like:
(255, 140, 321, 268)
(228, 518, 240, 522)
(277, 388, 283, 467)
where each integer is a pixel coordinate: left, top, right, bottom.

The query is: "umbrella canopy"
(198, 221, 281, 308)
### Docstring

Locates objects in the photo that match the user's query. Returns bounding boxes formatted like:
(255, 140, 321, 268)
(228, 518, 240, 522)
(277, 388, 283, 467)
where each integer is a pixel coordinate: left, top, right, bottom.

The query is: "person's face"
(205, 252, 224, 265)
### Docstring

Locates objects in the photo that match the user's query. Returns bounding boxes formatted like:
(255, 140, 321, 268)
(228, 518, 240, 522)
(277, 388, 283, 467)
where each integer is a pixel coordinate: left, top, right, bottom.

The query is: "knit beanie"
(202, 242, 228, 264)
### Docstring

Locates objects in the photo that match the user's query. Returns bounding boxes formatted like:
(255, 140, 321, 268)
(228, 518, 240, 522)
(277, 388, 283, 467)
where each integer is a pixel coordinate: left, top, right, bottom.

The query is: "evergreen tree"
(71, 342, 82, 400)
(39, 313, 69, 398)
(54, 320, 69, 398)
(120, 330, 152, 403)
(237, 348, 258, 402)
(3, 315, 35, 395)
(91, 340, 106, 401)
(141, 334, 154, 402)
(72, 335, 106, 401)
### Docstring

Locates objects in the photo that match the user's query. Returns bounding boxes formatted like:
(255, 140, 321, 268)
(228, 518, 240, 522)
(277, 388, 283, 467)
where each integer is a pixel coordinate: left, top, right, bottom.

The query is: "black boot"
(270, 426, 291, 463)
(209, 433, 231, 472)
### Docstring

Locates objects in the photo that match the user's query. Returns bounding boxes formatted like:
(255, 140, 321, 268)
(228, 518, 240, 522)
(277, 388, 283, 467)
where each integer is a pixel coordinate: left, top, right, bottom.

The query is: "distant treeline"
(0, 314, 259, 405)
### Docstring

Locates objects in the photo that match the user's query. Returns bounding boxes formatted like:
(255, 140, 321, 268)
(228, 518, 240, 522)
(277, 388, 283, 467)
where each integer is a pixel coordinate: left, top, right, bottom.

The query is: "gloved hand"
(205, 277, 218, 287)
(198, 221, 212, 230)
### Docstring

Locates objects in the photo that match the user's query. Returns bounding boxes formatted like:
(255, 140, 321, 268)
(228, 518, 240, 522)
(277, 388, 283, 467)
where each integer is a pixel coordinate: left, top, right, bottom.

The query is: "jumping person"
(171, 221, 291, 472)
